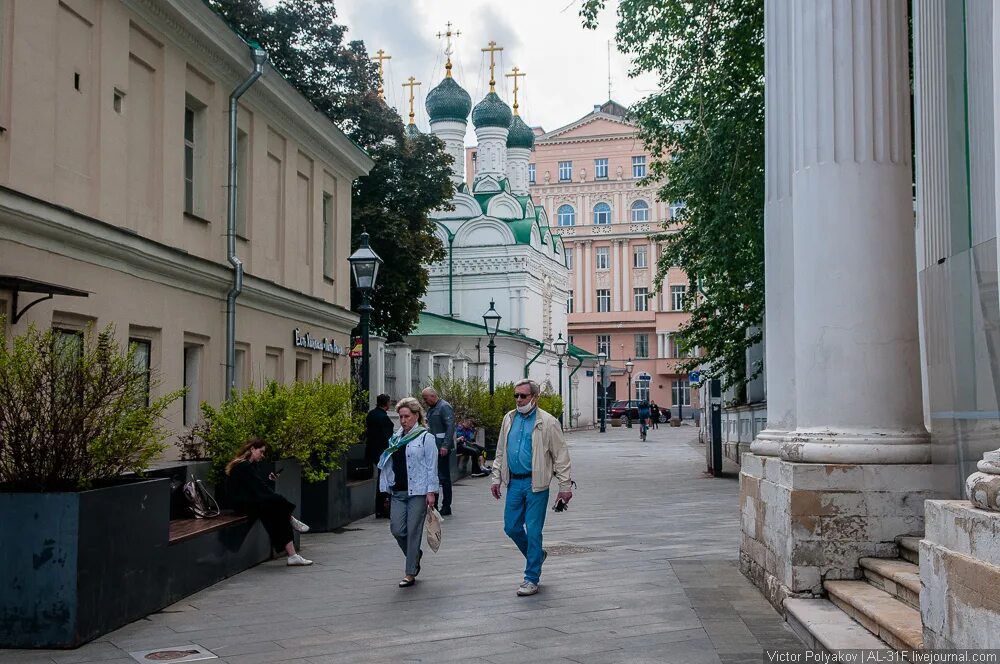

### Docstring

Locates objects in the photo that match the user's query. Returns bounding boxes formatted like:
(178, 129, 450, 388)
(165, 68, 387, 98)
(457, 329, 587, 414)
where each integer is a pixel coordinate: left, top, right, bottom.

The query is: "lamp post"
(482, 299, 501, 395)
(554, 333, 567, 428)
(348, 232, 383, 400)
(598, 351, 607, 433)
(625, 358, 634, 428)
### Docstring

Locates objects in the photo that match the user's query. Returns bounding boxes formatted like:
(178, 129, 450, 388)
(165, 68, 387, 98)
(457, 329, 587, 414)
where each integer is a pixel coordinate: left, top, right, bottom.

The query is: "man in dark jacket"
(422, 387, 455, 516)
(366, 394, 395, 518)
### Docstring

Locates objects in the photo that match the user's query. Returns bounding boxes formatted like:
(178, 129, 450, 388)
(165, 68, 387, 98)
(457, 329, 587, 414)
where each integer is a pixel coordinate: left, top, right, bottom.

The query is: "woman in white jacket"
(377, 397, 440, 587)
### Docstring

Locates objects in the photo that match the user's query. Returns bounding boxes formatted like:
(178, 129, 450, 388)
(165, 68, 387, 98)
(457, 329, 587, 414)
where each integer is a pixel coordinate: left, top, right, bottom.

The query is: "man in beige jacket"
(490, 379, 573, 596)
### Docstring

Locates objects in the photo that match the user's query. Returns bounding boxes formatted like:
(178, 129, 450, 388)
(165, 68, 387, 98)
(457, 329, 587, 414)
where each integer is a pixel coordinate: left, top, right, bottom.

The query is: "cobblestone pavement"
(3, 424, 802, 664)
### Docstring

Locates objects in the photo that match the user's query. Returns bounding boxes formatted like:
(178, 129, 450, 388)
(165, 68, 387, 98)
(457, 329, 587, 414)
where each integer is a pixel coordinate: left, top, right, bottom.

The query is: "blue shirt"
(506, 408, 537, 475)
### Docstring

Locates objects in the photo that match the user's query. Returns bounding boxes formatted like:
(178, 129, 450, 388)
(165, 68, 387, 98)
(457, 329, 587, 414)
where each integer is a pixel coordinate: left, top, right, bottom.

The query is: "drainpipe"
(225, 44, 268, 397)
(566, 355, 584, 428)
(523, 339, 545, 378)
(432, 221, 456, 317)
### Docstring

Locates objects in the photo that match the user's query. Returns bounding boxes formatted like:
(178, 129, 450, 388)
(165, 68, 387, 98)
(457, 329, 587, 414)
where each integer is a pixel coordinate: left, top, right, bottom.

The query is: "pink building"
(465, 101, 700, 419)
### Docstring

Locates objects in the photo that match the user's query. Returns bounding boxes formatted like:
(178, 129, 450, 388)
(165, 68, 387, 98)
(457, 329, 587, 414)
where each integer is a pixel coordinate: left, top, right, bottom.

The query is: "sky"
(262, 0, 659, 145)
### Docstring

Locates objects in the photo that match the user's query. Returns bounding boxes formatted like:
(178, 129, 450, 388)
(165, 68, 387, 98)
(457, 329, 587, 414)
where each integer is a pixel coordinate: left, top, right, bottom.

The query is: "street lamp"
(625, 358, 634, 428)
(348, 232, 383, 399)
(554, 333, 567, 428)
(597, 351, 607, 433)
(482, 299, 501, 395)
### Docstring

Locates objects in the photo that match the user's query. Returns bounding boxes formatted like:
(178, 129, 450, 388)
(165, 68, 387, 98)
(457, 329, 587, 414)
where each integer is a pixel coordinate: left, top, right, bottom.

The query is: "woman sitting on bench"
(225, 437, 312, 566)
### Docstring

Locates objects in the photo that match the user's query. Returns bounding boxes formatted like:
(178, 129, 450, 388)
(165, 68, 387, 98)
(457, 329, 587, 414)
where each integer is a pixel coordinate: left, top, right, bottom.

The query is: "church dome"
(472, 91, 513, 129)
(506, 114, 534, 149)
(425, 77, 472, 123)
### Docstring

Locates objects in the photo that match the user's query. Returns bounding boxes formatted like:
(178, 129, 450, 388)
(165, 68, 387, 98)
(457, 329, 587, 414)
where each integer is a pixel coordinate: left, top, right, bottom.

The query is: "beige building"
(0, 0, 372, 446)
(468, 101, 697, 418)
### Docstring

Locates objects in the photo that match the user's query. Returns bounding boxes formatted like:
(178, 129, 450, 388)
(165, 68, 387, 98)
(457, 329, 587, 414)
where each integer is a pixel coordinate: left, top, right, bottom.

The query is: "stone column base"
(921, 500, 1000, 649)
(739, 452, 950, 612)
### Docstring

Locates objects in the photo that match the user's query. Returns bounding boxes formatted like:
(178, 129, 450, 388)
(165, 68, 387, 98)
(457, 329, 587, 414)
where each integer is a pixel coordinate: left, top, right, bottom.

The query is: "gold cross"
(481, 41, 504, 93)
(373, 49, 392, 100)
(402, 76, 421, 125)
(505, 66, 526, 116)
(436, 22, 461, 78)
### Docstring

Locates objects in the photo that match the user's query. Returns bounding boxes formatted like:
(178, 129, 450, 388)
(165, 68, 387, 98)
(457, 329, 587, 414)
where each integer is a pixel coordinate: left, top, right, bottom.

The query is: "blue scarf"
(377, 425, 428, 470)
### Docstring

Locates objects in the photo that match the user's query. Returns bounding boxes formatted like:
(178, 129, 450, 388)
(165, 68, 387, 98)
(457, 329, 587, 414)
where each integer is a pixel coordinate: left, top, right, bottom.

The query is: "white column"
(782, 0, 928, 464)
(611, 242, 621, 310)
(583, 241, 593, 313)
(506, 147, 531, 195)
(574, 240, 584, 310)
(622, 240, 631, 311)
(430, 120, 469, 187)
(751, 0, 796, 457)
(508, 290, 520, 332)
(649, 241, 659, 312)
(657, 333, 665, 359)
(473, 126, 508, 186)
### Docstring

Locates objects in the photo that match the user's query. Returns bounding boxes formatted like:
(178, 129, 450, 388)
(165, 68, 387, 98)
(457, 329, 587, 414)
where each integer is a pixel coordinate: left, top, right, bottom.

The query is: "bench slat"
(168, 512, 248, 545)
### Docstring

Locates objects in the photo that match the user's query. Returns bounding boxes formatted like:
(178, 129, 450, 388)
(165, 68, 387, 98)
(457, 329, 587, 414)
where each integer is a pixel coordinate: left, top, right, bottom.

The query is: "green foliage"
(190, 379, 364, 483)
(206, 0, 454, 340)
(582, 0, 765, 392)
(420, 377, 563, 453)
(0, 322, 183, 492)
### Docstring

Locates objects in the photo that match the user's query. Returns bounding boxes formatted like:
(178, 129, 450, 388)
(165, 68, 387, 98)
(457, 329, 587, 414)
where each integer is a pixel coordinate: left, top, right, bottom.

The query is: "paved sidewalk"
(3, 424, 801, 664)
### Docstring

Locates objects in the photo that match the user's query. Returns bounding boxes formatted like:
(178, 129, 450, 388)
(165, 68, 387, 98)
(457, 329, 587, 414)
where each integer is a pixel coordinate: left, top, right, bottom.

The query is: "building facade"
(0, 0, 372, 451)
(467, 101, 698, 418)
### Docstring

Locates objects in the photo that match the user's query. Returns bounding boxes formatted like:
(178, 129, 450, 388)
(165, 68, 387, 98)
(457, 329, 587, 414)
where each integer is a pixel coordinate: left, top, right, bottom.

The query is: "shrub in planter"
(0, 322, 183, 491)
(191, 379, 364, 483)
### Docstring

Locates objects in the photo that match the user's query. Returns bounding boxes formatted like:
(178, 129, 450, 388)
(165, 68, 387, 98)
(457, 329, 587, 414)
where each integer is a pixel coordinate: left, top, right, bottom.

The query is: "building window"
(593, 202, 611, 225)
(672, 379, 691, 407)
(634, 287, 649, 311)
(323, 192, 334, 279)
(632, 155, 647, 179)
(670, 200, 686, 219)
(557, 204, 576, 226)
(594, 158, 608, 179)
(184, 100, 207, 217)
(671, 285, 687, 311)
(635, 334, 649, 358)
(636, 383, 650, 402)
(595, 246, 610, 270)
(565, 247, 573, 269)
(633, 244, 647, 268)
(295, 355, 310, 382)
(567, 290, 574, 314)
(559, 160, 572, 181)
(597, 335, 611, 357)
(596, 289, 611, 312)
(183, 343, 203, 426)
(528, 163, 536, 184)
(631, 200, 650, 222)
(129, 338, 152, 406)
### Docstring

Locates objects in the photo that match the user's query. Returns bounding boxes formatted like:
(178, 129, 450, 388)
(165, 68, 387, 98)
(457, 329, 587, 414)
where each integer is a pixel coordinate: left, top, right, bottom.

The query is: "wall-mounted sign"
(293, 328, 344, 355)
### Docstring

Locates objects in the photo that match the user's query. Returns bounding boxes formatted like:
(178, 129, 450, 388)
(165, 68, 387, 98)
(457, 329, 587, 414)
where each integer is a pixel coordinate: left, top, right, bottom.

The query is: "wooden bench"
(168, 512, 248, 545)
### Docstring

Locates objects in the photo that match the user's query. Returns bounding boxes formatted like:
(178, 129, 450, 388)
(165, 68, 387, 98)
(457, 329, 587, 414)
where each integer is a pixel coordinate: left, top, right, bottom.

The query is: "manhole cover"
(545, 544, 599, 556)
(128, 645, 217, 663)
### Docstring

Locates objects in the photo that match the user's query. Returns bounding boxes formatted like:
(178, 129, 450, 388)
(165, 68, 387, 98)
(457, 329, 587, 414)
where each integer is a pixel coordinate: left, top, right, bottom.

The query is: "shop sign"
(293, 328, 343, 354)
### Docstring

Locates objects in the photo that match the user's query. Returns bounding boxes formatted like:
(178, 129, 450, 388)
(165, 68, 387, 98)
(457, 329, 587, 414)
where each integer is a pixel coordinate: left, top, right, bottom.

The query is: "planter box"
(0, 478, 170, 649)
(301, 466, 375, 531)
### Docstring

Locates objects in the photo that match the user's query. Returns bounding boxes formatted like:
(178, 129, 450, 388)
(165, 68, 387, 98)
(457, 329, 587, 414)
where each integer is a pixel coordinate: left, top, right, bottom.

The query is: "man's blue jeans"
(503, 476, 549, 584)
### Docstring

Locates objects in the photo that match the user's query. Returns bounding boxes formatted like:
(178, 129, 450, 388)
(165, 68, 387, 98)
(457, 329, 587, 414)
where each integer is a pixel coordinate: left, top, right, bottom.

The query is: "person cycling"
(637, 400, 652, 441)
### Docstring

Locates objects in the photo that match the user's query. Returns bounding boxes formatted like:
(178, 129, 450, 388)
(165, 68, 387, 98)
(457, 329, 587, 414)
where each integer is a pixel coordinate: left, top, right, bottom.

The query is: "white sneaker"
(516, 581, 538, 596)
(286, 554, 313, 566)
(290, 516, 310, 533)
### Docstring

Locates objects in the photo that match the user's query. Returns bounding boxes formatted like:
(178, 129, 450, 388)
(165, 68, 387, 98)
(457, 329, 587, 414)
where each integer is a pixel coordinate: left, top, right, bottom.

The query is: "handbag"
(182, 478, 220, 519)
(424, 506, 443, 552)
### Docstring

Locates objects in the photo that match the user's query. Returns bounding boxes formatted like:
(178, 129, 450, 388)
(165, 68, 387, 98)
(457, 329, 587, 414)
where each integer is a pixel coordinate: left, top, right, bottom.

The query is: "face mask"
(517, 401, 536, 415)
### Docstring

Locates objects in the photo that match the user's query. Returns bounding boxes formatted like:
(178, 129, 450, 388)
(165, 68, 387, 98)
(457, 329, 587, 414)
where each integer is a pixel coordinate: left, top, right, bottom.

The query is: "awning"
(0, 276, 89, 324)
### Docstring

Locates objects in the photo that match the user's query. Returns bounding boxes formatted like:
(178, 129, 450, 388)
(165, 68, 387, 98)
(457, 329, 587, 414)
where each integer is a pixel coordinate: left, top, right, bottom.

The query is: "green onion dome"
(425, 76, 472, 123)
(406, 123, 420, 138)
(506, 114, 534, 149)
(472, 91, 513, 129)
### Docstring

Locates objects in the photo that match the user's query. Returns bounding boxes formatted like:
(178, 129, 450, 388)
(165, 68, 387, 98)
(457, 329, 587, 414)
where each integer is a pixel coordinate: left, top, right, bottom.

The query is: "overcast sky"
(262, 0, 659, 145)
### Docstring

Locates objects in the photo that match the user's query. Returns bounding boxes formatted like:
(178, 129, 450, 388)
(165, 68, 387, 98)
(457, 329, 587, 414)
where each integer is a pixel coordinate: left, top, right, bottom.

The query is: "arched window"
(593, 202, 612, 225)
(631, 200, 650, 222)
(557, 204, 576, 227)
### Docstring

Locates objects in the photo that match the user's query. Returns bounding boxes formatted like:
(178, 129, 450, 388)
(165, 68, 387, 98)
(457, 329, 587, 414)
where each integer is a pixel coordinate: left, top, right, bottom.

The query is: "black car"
(608, 400, 669, 426)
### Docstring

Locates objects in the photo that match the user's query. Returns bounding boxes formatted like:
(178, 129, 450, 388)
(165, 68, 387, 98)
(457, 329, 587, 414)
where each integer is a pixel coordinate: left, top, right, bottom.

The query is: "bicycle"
(639, 417, 649, 441)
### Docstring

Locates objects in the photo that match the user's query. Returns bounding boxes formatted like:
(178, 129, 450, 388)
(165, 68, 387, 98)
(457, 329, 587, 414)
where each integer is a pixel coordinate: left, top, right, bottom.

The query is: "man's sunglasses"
(514, 392, 532, 399)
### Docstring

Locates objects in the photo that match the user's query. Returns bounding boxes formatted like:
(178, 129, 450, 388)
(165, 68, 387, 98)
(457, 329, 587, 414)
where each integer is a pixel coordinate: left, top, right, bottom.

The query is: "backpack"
(182, 478, 220, 519)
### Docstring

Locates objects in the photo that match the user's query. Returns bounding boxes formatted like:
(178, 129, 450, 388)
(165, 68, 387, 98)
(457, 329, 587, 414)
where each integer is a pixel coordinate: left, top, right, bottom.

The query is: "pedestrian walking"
(490, 379, 574, 596)
(377, 397, 439, 588)
(365, 393, 395, 518)
(225, 437, 312, 566)
(422, 387, 455, 516)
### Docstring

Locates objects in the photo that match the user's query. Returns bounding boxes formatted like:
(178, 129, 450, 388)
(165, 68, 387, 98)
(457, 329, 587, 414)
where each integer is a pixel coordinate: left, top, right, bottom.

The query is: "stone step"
(860, 557, 921, 610)
(785, 598, 890, 651)
(825, 580, 924, 650)
(897, 535, 921, 565)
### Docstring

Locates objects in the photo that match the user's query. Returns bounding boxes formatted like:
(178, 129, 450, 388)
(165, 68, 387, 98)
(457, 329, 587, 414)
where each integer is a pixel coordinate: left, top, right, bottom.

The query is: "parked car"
(608, 400, 670, 426)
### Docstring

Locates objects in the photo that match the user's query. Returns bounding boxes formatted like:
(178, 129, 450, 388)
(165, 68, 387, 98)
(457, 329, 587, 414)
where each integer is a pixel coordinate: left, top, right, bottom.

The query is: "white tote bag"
(424, 507, 443, 553)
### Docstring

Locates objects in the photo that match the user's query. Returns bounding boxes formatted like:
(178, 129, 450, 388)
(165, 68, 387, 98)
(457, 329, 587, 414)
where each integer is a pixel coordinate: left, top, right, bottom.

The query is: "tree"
(581, 0, 764, 392)
(207, 0, 453, 339)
